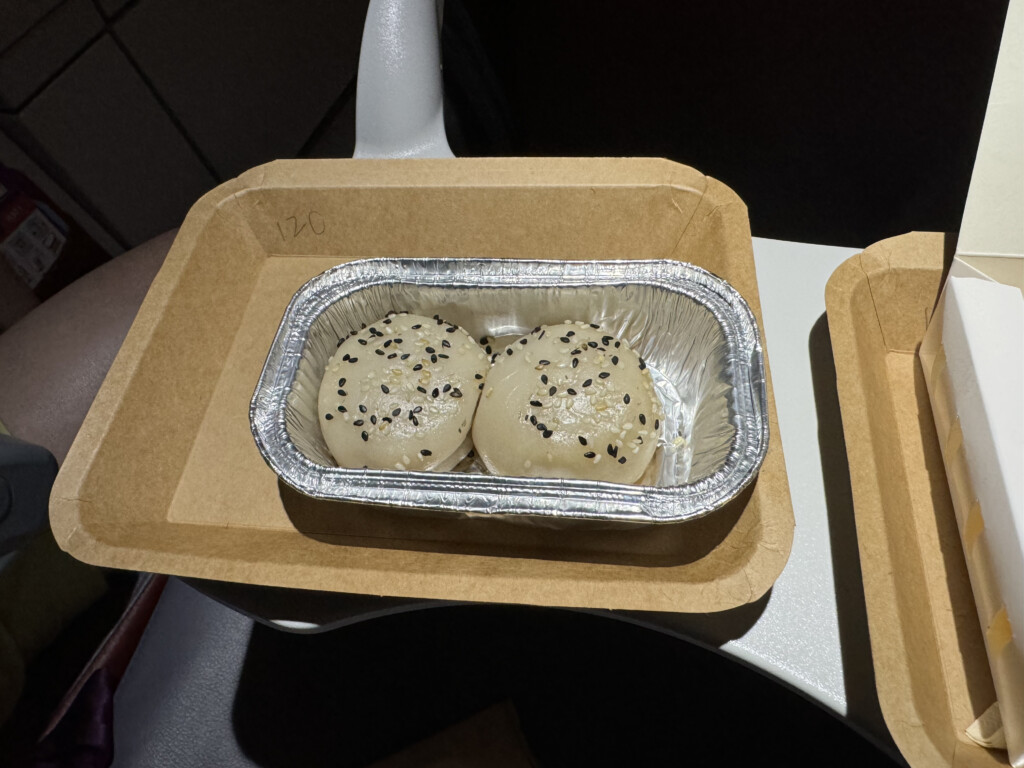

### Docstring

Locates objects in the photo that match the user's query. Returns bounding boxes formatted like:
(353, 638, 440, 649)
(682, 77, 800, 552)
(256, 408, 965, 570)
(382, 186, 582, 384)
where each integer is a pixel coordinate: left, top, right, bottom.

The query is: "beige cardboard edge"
(827, 232, 1005, 768)
(48, 176, 250, 551)
(48, 158, 794, 614)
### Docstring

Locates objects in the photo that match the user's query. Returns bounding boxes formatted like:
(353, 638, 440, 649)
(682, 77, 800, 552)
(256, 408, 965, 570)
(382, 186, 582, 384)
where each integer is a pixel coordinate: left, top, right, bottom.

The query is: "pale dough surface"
(318, 312, 488, 470)
(473, 322, 663, 483)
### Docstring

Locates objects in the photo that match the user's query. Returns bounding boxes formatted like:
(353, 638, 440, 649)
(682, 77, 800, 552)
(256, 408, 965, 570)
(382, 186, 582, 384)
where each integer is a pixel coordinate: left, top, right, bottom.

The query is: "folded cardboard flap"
(50, 158, 794, 614)
(826, 232, 1005, 768)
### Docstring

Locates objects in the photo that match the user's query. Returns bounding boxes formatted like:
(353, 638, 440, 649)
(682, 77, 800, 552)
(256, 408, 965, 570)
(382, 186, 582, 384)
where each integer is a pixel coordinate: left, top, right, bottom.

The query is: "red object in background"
(0, 165, 109, 329)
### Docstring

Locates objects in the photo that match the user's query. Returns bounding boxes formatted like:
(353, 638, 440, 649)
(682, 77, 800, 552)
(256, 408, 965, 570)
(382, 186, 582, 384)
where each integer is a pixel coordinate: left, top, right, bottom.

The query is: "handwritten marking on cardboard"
(277, 211, 326, 241)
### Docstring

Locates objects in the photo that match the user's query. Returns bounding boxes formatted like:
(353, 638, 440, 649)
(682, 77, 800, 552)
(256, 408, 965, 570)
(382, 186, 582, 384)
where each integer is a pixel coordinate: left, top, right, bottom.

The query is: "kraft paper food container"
(826, 231, 1008, 768)
(49, 158, 793, 613)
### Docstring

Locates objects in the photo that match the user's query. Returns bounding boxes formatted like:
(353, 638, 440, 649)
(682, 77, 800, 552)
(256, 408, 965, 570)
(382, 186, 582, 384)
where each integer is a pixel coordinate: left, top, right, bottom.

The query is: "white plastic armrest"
(354, 0, 454, 159)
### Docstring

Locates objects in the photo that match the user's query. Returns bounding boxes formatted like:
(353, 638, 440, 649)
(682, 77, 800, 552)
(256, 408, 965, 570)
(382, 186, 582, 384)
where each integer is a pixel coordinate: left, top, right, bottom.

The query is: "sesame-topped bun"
(472, 322, 663, 483)
(318, 312, 488, 471)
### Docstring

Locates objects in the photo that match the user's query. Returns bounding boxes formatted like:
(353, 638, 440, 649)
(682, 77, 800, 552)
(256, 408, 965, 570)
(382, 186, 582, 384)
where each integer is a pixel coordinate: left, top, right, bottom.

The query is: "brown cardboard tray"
(826, 231, 1007, 767)
(50, 158, 794, 613)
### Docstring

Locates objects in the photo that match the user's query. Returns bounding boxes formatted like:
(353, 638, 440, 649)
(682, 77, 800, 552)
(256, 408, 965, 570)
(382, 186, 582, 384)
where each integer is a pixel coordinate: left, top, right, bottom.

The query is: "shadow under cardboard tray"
(279, 479, 753, 568)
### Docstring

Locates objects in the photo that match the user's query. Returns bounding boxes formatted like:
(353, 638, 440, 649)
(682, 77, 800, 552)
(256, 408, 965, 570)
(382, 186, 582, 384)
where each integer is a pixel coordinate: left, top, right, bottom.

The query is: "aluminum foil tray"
(251, 259, 768, 524)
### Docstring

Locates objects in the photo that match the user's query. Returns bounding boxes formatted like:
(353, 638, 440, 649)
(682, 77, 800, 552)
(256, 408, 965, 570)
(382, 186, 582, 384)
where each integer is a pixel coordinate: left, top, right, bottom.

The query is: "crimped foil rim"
(251, 259, 768, 524)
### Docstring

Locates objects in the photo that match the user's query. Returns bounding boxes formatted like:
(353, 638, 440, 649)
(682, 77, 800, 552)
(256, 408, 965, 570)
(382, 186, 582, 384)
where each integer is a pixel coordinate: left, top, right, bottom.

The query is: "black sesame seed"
(349, 357, 358, 363)
(392, 408, 401, 417)
(567, 330, 575, 336)
(383, 318, 391, 324)
(571, 358, 579, 368)
(401, 353, 410, 360)
(413, 364, 423, 371)
(359, 404, 367, 413)
(417, 386, 427, 394)
(519, 338, 528, 345)
(639, 360, 647, 370)
(478, 383, 484, 389)
(413, 406, 423, 413)
(480, 336, 489, 344)
(568, 388, 579, 395)
(441, 339, 450, 348)
(411, 416, 419, 426)
(383, 339, 392, 348)
(543, 430, 553, 439)
(425, 346, 435, 354)
(432, 388, 439, 398)
(353, 419, 364, 426)
(618, 457, 627, 464)
(485, 346, 493, 354)
(548, 386, 557, 396)
(336, 339, 344, 347)
(451, 388, 463, 398)
(370, 415, 377, 425)
(590, 323, 600, 329)
(338, 378, 347, 387)
(584, 451, 596, 458)
(337, 405, 346, 413)
(369, 327, 377, 335)
(541, 375, 549, 384)
(506, 349, 513, 356)
(375, 349, 385, 356)
(361, 431, 369, 441)
(325, 413, 334, 420)
(623, 394, 631, 404)
(582, 378, 593, 387)
(530, 400, 543, 407)
(536, 423, 547, 431)
(338, 389, 346, 396)
(599, 372, 610, 379)
(387, 353, 397, 359)
(614, 341, 621, 348)
(539, 360, 550, 366)
(443, 383, 451, 393)
(602, 336, 613, 345)
(380, 384, 389, 394)
(530, 415, 538, 425)
(612, 356, 619, 365)
(358, 339, 367, 345)
(571, 349, 582, 355)
(421, 449, 432, 456)
(446, 326, 457, 333)
(588, 341, 598, 348)
(438, 353, 449, 359)
(343, 354, 350, 361)
(607, 444, 618, 457)
(395, 338, 403, 344)
(578, 436, 588, 445)
(639, 414, 647, 425)
(560, 336, 570, 343)
(413, 324, 423, 330)
(474, 373, 483, 379)
(429, 354, 437, 364)
(655, 419, 660, 430)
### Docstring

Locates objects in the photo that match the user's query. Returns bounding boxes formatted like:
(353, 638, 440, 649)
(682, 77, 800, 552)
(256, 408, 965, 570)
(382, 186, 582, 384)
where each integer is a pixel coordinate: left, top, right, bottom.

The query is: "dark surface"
(110, 579, 902, 767)
(233, 602, 902, 767)
(450, 0, 1010, 247)
(0, 566, 137, 766)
